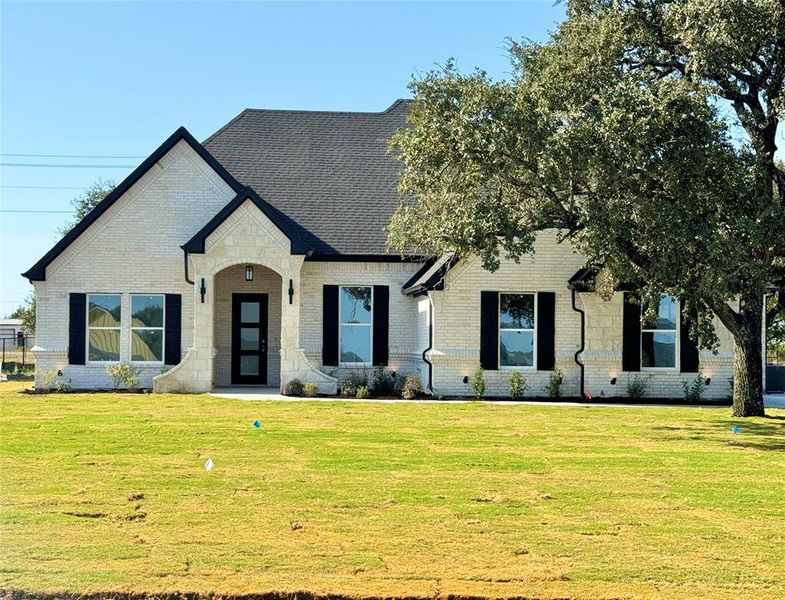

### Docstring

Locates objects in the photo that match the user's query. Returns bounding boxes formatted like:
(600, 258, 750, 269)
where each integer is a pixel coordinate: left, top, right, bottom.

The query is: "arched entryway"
(213, 264, 282, 386)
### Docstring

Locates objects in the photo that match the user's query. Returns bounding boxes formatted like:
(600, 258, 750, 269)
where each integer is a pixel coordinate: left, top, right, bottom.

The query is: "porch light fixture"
(288, 279, 294, 304)
(200, 278, 206, 303)
(610, 377, 617, 385)
(245, 265, 254, 282)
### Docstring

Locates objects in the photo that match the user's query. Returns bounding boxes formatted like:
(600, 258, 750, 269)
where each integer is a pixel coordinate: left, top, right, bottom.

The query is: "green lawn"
(1, 381, 784, 600)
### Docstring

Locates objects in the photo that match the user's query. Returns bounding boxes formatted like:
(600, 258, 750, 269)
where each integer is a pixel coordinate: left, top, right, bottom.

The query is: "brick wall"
(428, 230, 735, 400)
(32, 140, 235, 389)
(298, 261, 426, 385)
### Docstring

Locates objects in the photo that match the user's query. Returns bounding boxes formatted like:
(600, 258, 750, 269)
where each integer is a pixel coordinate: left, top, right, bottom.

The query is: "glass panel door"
(231, 294, 268, 384)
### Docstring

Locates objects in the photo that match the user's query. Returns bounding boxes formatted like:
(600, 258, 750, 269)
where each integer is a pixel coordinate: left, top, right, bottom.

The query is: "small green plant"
(627, 374, 651, 400)
(508, 371, 528, 400)
(340, 371, 367, 398)
(283, 379, 304, 397)
(545, 368, 564, 398)
(303, 383, 319, 397)
(105, 362, 142, 390)
(401, 375, 423, 400)
(37, 369, 59, 392)
(370, 366, 396, 397)
(13, 364, 35, 377)
(55, 381, 72, 393)
(682, 372, 706, 403)
(356, 386, 370, 399)
(469, 365, 485, 399)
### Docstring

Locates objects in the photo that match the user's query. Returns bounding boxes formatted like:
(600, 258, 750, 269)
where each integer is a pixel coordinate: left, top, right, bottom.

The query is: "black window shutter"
(480, 291, 499, 370)
(165, 294, 182, 365)
(372, 285, 389, 366)
(679, 303, 700, 373)
(536, 292, 556, 371)
(68, 293, 86, 365)
(622, 292, 641, 372)
(322, 285, 339, 366)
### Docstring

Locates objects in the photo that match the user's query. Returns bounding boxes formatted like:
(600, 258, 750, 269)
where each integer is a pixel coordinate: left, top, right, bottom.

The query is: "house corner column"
(154, 260, 215, 393)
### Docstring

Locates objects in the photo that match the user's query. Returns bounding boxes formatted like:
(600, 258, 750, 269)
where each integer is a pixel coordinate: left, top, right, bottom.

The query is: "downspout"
(183, 250, 194, 285)
(422, 292, 434, 395)
(571, 287, 586, 399)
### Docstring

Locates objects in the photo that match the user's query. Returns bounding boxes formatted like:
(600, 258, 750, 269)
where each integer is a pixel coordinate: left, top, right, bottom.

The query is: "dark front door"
(231, 293, 268, 385)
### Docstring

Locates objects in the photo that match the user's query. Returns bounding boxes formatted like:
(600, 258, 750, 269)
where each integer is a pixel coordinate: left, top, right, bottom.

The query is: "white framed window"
(131, 294, 165, 363)
(339, 286, 373, 366)
(641, 295, 678, 369)
(499, 293, 536, 368)
(87, 294, 122, 363)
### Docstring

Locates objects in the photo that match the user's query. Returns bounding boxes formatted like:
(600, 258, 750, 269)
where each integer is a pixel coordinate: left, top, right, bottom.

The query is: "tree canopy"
(388, 0, 785, 416)
(58, 178, 116, 237)
(7, 292, 35, 334)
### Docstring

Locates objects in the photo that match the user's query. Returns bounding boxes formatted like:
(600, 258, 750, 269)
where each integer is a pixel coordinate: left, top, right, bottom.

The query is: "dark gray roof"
(203, 99, 411, 256)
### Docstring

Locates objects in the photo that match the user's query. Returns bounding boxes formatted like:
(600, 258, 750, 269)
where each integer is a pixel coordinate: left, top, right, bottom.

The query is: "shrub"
(401, 375, 423, 400)
(37, 369, 59, 392)
(283, 379, 304, 397)
(508, 371, 528, 400)
(340, 371, 367, 398)
(106, 362, 142, 390)
(627, 374, 651, 400)
(682, 372, 706, 403)
(303, 383, 319, 398)
(370, 366, 396, 397)
(469, 365, 485, 399)
(55, 381, 72, 393)
(545, 368, 564, 398)
(356, 386, 370, 399)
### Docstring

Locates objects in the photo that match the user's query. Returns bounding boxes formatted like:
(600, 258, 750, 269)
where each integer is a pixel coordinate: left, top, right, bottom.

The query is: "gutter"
(423, 293, 435, 395)
(571, 287, 586, 399)
(183, 250, 194, 285)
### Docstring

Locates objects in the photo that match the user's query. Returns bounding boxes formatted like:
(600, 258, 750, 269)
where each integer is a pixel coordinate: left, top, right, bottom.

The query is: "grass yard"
(1, 381, 785, 600)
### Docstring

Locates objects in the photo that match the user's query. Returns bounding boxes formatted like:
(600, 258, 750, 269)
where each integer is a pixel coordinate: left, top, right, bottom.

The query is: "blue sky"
(0, 1, 564, 314)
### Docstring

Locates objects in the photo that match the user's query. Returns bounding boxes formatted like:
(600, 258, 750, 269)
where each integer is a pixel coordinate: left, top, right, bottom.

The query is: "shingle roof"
(202, 99, 411, 256)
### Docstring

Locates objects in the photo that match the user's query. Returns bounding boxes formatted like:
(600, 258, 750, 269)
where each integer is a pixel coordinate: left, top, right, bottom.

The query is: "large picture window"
(131, 295, 165, 362)
(87, 294, 121, 362)
(641, 295, 678, 369)
(339, 286, 372, 365)
(499, 293, 536, 367)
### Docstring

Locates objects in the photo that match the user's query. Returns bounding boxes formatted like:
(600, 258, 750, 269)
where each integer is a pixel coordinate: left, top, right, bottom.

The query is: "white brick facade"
(30, 139, 736, 400)
(426, 231, 734, 399)
(32, 140, 235, 389)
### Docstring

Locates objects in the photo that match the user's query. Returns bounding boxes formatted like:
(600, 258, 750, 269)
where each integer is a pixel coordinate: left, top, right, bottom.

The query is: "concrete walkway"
(766, 393, 785, 408)
(210, 386, 785, 409)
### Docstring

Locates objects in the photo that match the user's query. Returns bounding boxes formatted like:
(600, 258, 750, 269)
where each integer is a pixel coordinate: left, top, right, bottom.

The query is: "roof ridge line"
(236, 99, 410, 117)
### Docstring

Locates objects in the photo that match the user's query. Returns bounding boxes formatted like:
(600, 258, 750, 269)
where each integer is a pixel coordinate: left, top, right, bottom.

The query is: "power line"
(1, 163, 135, 169)
(0, 185, 86, 190)
(1, 210, 71, 213)
(1, 153, 143, 159)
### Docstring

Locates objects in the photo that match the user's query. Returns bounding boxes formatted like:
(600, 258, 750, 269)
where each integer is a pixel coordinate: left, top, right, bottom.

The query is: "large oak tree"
(388, 0, 785, 416)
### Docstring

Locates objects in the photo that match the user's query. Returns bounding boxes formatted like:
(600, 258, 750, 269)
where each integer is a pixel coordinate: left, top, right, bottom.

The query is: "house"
(0, 318, 26, 342)
(24, 100, 737, 398)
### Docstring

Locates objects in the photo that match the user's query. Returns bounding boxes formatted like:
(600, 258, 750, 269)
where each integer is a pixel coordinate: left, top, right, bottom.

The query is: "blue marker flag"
(253, 420, 261, 429)
(731, 425, 741, 434)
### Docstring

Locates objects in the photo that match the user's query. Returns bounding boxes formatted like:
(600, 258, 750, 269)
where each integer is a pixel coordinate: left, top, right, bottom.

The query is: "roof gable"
(23, 127, 243, 281)
(182, 187, 309, 254)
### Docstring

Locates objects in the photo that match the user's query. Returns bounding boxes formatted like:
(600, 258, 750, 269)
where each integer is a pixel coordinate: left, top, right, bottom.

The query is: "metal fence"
(768, 344, 785, 366)
(1, 335, 36, 371)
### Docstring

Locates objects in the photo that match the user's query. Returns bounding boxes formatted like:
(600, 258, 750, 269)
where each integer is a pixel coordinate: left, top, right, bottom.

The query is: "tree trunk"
(731, 299, 766, 417)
